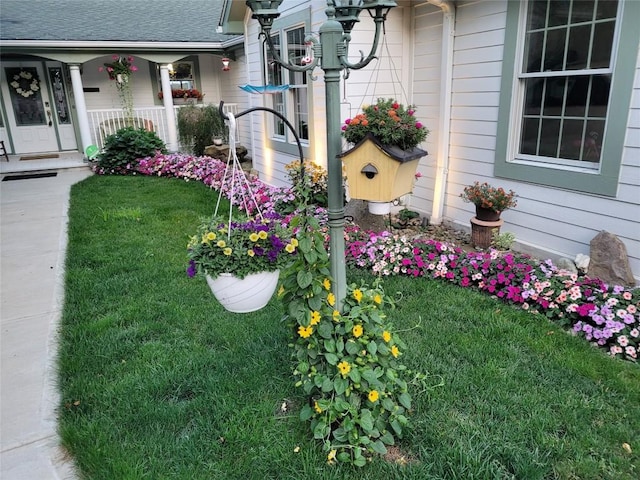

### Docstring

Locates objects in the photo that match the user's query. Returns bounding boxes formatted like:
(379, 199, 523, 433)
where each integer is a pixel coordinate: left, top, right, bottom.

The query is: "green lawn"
(59, 175, 640, 479)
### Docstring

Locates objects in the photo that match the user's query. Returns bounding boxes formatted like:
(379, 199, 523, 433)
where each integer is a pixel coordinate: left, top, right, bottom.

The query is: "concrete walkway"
(1, 166, 92, 479)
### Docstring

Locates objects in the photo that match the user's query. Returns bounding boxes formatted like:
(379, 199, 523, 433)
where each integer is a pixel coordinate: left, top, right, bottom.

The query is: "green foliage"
(95, 127, 166, 174)
(280, 160, 328, 212)
(492, 229, 516, 250)
(186, 215, 298, 279)
(279, 216, 421, 466)
(177, 104, 227, 155)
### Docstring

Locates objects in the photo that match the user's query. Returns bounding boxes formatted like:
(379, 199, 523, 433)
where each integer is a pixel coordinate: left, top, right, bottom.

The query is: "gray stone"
(556, 257, 578, 275)
(204, 143, 248, 162)
(345, 199, 387, 232)
(588, 231, 636, 287)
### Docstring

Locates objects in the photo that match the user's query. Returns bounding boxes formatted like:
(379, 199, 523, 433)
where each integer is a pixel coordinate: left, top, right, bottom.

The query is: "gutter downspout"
(426, 0, 455, 225)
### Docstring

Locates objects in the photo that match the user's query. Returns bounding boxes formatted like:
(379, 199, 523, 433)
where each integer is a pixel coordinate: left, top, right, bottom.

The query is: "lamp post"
(245, 0, 397, 308)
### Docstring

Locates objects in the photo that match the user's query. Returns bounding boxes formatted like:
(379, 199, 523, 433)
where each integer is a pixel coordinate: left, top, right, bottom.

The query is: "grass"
(59, 175, 640, 479)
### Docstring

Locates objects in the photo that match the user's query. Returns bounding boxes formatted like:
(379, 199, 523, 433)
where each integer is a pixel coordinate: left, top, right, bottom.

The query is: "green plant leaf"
(360, 409, 374, 433)
(345, 340, 359, 355)
(308, 295, 322, 311)
(367, 340, 377, 355)
(321, 377, 333, 393)
(297, 270, 313, 289)
(348, 368, 361, 383)
(380, 430, 395, 445)
(399, 392, 412, 410)
(318, 322, 333, 339)
(371, 440, 387, 455)
(334, 376, 347, 395)
(390, 419, 402, 436)
(323, 339, 336, 353)
(313, 420, 330, 439)
(300, 404, 314, 421)
(324, 353, 338, 365)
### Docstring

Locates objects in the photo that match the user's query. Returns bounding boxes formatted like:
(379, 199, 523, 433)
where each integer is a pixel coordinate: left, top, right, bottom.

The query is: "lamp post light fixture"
(245, 0, 397, 308)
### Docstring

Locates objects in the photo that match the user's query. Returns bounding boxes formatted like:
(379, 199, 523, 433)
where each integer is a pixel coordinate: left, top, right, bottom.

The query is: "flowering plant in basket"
(186, 214, 298, 279)
(157, 88, 204, 100)
(461, 181, 517, 213)
(342, 98, 428, 150)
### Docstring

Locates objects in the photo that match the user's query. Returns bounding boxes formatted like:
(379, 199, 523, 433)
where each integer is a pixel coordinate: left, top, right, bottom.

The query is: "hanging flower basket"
(206, 271, 280, 313)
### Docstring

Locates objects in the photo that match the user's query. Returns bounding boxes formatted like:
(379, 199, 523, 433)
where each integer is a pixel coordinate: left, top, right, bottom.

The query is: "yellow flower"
(327, 449, 337, 465)
(332, 310, 341, 321)
(352, 324, 363, 338)
(368, 390, 379, 402)
(285, 243, 296, 253)
(327, 292, 335, 307)
(374, 294, 382, 305)
(310, 310, 321, 325)
(298, 325, 313, 339)
(247, 249, 255, 257)
(217, 240, 226, 248)
(353, 289, 363, 303)
(277, 285, 285, 297)
(337, 361, 351, 377)
(391, 345, 400, 358)
(314, 401, 322, 413)
(206, 232, 216, 241)
(258, 230, 268, 240)
(223, 247, 232, 256)
(290, 238, 299, 247)
(323, 278, 331, 290)
(382, 330, 391, 343)
(249, 232, 259, 242)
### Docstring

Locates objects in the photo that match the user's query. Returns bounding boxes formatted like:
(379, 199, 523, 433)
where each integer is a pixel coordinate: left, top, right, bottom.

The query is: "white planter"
(206, 270, 280, 313)
(368, 201, 392, 215)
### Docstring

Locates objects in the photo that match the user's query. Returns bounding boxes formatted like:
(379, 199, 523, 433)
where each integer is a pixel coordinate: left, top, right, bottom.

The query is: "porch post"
(68, 64, 93, 157)
(159, 64, 178, 152)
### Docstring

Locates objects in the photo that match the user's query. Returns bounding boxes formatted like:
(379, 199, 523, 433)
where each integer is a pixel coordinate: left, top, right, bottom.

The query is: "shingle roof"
(0, 0, 240, 43)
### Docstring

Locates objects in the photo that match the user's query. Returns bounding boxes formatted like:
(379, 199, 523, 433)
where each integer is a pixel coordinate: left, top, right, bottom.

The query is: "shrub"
(95, 127, 166, 174)
(177, 105, 227, 155)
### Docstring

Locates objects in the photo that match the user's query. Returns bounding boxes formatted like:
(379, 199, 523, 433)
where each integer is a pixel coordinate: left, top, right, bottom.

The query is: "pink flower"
(415, 122, 423, 129)
(345, 118, 351, 124)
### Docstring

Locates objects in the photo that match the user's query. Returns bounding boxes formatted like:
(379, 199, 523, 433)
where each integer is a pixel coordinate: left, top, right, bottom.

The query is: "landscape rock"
(575, 253, 590, 273)
(588, 231, 636, 287)
(556, 257, 578, 275)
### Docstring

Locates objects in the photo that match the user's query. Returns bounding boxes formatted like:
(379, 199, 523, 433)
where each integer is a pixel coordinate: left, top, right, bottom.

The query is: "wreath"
(9, 70, 40, 98)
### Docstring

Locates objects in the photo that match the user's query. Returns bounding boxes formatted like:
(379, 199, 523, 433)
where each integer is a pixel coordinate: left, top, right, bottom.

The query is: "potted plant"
(340, 98, 429, 214)
(158, 88, 204, 104)
(460, 181, 517, 221)
(186, 215, 298, 313)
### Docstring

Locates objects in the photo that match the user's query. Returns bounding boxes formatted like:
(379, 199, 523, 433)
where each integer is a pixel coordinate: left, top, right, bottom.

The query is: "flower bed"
(107, 152, 638, 363)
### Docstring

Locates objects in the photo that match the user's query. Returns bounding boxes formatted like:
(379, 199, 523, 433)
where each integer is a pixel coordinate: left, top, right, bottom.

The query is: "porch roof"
(0, 0, 241, 44)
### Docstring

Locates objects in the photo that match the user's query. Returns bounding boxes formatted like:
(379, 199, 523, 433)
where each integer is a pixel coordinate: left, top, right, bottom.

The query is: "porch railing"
(87, 103, 239, 150)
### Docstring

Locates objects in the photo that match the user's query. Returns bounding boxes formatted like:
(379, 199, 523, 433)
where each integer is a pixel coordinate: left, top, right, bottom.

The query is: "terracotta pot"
(475, 205, 501, 222)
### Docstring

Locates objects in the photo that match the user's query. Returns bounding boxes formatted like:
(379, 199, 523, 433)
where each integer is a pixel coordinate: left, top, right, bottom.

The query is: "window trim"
(494, 0, 639, 197)
(152, 56, 201, 105)
(263, 9, 312, 159)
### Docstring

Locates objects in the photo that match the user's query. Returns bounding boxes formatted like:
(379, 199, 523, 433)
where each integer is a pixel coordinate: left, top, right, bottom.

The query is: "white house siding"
(409, 0, 640, 281)
(246, 2, 418, 187)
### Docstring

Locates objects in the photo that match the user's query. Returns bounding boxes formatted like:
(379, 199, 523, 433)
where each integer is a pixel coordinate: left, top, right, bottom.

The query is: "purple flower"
(186, 259, 197, 278)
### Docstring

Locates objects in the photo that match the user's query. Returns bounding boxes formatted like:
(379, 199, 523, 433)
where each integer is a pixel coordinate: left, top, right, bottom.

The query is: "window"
(169, 62, 195, 90)
(520, 0, 617, 166)
(495, 0, 639, 196)
(265, 24, 310, 145)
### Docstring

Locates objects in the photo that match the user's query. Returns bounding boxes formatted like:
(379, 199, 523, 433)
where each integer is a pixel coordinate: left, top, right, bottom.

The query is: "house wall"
(410, 0, 640, 281)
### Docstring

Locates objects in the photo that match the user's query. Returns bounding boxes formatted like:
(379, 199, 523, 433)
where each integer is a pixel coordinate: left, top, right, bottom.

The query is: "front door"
(1, 61, 59, 153)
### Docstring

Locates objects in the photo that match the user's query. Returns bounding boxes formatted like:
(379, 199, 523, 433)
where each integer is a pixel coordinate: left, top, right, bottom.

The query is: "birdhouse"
(339, 133, 427, 203)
